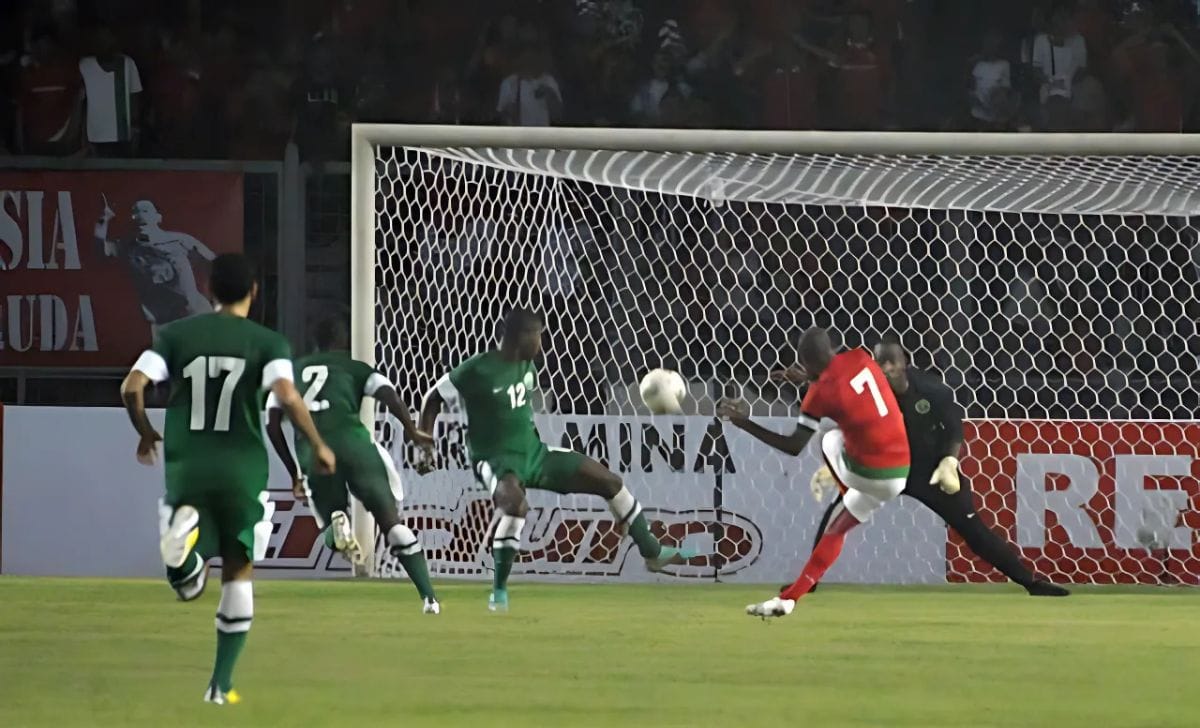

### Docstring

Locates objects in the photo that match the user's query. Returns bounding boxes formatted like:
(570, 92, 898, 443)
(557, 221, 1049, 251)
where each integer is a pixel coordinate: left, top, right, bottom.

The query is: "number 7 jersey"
(798, 348, 910, 474)
(436, 351, 542, 463)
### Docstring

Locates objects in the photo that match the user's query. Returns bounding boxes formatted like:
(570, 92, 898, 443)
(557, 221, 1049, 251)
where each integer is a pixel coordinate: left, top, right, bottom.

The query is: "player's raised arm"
(717, 397, 814, 456)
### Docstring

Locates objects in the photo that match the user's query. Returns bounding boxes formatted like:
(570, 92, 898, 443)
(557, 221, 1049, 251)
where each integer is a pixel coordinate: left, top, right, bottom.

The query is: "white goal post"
(351, 124, 1200, 585)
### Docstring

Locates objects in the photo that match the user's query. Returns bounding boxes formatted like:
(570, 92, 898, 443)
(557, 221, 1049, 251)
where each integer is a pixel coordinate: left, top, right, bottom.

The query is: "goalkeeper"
(788, 338, 1069, 597)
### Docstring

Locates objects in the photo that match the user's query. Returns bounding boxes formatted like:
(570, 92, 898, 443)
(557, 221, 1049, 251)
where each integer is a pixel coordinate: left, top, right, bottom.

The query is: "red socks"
(779, 509, 861, 601)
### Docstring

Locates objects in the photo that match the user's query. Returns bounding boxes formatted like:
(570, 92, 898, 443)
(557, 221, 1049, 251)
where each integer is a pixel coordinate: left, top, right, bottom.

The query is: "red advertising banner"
(953, 420, 1200, 585)
(0, 170, 243, 367)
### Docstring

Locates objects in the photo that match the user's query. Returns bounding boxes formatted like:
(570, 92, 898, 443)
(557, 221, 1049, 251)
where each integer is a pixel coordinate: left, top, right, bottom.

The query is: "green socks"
(211, 581, 252, 692)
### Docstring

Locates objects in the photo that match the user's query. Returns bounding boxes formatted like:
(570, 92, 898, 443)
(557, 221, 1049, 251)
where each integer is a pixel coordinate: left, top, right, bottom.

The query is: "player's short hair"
(502, 307, 543, 340)
(210, 254, 256, 304)
(314, 317, 349, 350)
(797, 327, 832, 364)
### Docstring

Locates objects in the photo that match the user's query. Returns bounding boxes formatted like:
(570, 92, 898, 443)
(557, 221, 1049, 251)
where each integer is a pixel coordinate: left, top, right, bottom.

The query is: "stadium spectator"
(294, 31, 350, 161)
(496, 46, 562, 127)
(79, 26, 142, 157)
(629, 51, 691, 126)
(15, 27, 82, 155)
(820, 12, 893, 130)
(967, 29, 1016, 130)
(145, 32, 206, 158)
(1111, 16, 1198, 132)
(1030, 7, 1088, 131)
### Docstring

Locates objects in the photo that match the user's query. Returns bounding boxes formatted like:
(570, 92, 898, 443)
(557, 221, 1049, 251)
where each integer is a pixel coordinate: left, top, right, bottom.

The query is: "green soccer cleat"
(488, 589, 508, 613)
(644, 546, 696, 573)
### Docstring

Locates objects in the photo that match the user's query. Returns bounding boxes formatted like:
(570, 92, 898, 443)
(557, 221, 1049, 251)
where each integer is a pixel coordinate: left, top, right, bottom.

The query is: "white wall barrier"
(0, 406, 947, 583)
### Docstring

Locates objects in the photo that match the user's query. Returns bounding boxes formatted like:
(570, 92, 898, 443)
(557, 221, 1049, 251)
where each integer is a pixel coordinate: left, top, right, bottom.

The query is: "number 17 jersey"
(797, 348, 909, 474)
(438, 351, 541, 463)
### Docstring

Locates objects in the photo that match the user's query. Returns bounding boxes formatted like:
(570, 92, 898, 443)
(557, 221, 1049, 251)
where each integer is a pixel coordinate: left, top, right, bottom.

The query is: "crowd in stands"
(3, 0, 1200, 161)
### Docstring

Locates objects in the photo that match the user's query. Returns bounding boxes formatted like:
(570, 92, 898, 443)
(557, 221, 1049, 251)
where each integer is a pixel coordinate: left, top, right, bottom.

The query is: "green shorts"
(298, 432, 403, 528)
(472, 445, 584, 495)
(162, 459, 273, 563)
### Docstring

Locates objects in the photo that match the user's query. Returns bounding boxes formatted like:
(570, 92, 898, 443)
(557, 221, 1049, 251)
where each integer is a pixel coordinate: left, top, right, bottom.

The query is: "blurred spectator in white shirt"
(630, 51, 691, 125)
(79, 26, 142, 157)
(497, 46, 562, 126)
(969, 29, 1016, 129)
(1031, 7, 1087, 129)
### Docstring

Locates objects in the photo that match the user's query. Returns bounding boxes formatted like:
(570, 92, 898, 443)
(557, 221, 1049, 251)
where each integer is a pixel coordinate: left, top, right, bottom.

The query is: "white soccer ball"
(639, 368, 686, 414)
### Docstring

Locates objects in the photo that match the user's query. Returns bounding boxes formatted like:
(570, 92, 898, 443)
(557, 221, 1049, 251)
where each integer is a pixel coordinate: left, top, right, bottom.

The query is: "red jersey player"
(717, 327, 911, 618)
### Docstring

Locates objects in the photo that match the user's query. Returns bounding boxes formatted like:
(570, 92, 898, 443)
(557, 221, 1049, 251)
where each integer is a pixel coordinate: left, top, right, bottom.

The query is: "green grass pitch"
(0, 578, 1196, 727)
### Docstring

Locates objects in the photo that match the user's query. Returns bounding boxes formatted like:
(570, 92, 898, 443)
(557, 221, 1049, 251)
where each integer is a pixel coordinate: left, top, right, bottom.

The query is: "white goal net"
(353, 126, 1200, 587)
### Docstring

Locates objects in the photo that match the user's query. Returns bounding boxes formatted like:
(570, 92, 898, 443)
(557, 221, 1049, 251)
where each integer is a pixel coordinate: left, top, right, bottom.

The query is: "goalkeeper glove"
(930, 456, 960, 495)
(810, 465, 836, 503)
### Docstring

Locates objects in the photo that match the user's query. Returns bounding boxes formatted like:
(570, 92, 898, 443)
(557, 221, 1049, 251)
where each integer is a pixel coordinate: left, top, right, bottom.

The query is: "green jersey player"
(121, 254, 335, 706)
(265, 318, 440, 613)
(419, 308, 693, 612)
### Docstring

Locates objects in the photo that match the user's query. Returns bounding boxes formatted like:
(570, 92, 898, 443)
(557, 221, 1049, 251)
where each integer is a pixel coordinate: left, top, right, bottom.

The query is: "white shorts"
(819, 429, 907, 522)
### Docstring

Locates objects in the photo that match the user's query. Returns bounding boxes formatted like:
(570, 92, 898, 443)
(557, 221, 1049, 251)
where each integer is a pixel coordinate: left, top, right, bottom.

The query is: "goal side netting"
(352, 126, 1200, 586)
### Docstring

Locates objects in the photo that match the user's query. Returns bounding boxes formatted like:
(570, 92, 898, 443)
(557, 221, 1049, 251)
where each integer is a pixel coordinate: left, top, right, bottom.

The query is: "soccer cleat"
(203, 685, 241, 706)
(488, 589, 508, 613)
(746, 596, 796, 619)
(423, 597, 441, 615)
(161, 506, 200, 568)
(330, 511, 365, 566)
(644, 546, 696, 573)
(174, 562, 209, 602)
(1026, 580, 1070, 597)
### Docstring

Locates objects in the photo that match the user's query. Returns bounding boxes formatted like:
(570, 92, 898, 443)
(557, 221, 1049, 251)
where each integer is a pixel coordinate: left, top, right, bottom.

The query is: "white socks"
(607, 486, 642, 530)
(215, 580, 253, 634)
(387, 524, 422, 556)
(493, 514, 525, 552)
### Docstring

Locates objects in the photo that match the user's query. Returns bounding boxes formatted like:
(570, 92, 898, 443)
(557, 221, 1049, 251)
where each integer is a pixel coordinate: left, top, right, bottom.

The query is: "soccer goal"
(351, 124, 1200, 586)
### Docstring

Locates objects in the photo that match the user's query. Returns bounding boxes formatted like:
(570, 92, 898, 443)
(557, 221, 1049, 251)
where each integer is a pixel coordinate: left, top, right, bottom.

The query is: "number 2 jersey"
(287, 350, 391, 443)
(797, 348, 910, 475)
(132, 312, 293, 486)
(435, 351, 541, 463)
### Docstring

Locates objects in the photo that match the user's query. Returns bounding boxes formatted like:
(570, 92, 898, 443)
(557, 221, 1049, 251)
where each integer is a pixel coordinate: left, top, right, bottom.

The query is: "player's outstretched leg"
(490, 474, 528, 612)
(930, 486, 1070, 597)
(205, 555, 253, 706)
(571, 456, 697, 571)
(350, 446, 442, 613)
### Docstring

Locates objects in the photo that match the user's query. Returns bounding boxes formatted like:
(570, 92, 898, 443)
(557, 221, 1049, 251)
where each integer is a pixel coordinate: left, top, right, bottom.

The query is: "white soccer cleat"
(330, 511, 365, 566)
(423, 597, 441, 615)
(161, 505, 200, 568)
(745, 596, 795, 619)
(203, 685, 241, 705)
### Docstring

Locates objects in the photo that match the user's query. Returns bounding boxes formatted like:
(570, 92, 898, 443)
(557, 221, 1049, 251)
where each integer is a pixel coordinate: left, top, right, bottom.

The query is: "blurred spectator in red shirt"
(825, 12, 892, 130)
(1112, 11, 1198, 132)
(16, 27, 83, 155)
(146, 32, 206, 158)
(757, 42, 818, 130)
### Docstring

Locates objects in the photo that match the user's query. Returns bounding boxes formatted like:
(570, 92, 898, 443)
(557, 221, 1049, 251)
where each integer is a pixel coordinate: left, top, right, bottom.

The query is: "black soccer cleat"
(1026, 580, 1070, 597)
